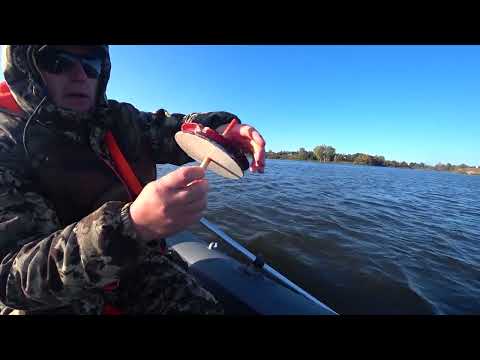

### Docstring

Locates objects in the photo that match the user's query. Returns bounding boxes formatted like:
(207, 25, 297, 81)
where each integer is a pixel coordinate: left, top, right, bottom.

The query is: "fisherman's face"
(37, 46, 102, 113)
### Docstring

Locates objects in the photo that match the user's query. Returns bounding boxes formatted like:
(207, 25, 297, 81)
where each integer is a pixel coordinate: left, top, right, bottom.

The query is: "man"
(0, 45, 266, 315)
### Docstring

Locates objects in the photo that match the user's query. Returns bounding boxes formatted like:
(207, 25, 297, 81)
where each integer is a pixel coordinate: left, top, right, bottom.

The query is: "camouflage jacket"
(0, 45, 239, 314)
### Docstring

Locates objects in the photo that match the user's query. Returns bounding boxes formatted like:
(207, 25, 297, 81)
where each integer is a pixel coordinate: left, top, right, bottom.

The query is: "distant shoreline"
(453, 167, 480, 176)
(268, 157, 480, 175)
(266, 150, 480, 176)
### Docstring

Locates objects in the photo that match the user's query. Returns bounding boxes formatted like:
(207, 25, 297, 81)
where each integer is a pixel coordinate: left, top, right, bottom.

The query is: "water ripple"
(157, 160, 480, 314)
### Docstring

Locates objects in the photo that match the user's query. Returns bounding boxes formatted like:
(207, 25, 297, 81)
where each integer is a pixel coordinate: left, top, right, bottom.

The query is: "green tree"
(313, 145, 325, 161)
(297, 147, 308, 160)
(353, 154, 370, 164)
(314, 145, 336, 162)
(334, 153, 347, 162)
(326, 146, 336, 162)
(375, 156, 386, 166)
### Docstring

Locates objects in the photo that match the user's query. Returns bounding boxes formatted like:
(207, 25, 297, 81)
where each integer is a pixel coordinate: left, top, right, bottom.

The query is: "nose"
(68, 61, 88, 81)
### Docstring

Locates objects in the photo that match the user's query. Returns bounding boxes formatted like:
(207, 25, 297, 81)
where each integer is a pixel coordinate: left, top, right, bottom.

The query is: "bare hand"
(216, 123, 266, 173)
(129, 166, 208, 242)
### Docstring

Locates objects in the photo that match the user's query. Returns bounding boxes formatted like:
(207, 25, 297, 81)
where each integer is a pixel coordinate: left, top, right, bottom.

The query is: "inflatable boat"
(166, 218, 338, 315)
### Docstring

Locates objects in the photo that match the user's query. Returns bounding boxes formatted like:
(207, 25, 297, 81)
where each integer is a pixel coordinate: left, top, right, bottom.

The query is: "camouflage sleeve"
(110, 101, 241, 165)
(0, 165, 144, 312)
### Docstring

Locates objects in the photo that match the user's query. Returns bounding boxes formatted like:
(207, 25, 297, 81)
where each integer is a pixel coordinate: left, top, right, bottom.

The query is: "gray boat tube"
(166, 221, 338, 315)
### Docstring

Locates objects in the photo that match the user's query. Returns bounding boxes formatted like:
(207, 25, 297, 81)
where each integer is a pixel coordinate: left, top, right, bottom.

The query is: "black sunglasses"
(36, 48, 104, 79)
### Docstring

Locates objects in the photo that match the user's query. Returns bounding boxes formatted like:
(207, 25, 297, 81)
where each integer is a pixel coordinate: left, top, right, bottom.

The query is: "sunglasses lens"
(37, 50, 66, 74)
(36, 49, 102, 79)
(81, 58, 102, 78)
(54, 55, 77, 74)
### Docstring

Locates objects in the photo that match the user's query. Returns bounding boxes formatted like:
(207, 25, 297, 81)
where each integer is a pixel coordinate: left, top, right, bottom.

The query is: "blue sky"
(2, 45, 479, 166)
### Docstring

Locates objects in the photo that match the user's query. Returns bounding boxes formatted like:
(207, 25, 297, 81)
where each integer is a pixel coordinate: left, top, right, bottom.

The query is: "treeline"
(266, 145, 479, 173)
